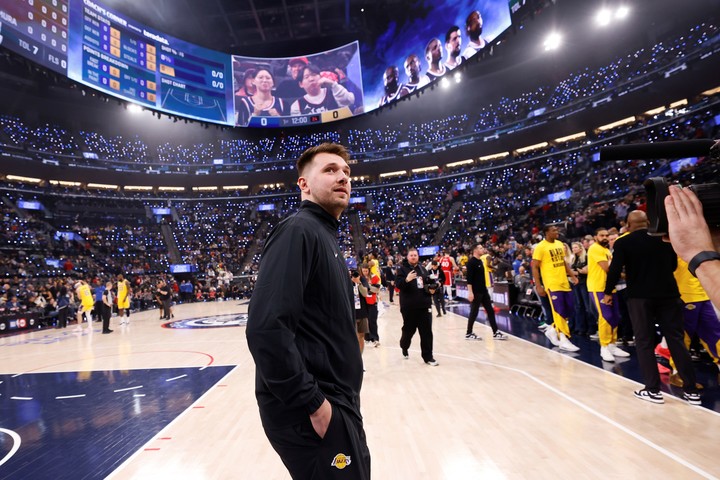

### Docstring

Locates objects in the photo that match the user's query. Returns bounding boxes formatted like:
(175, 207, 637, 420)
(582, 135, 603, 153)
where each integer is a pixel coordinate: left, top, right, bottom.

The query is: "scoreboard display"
(67, 0, 233, 124)
(0, 0, 68, 73)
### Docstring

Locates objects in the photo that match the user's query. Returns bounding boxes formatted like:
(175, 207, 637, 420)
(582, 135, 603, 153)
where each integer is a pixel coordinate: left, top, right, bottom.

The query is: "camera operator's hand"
(664, 186, 716, 262)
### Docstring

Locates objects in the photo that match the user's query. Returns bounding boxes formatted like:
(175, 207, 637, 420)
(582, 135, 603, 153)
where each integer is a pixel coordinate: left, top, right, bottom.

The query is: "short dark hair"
(296, 143, 351, 176)
(471, 243, 483, 252)
(298, 64, 321, 84)
(445, 25, 461, 43)
(542, 224, 556, 234)
(594, 227, 608, 235)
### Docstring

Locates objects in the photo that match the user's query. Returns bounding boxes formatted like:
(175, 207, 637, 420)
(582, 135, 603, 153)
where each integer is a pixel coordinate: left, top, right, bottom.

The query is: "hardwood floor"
(1, 300, 718, 479)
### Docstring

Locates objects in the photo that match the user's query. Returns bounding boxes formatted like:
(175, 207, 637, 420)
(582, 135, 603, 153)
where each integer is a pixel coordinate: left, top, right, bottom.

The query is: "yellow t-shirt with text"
(532, 240, 570, 292)
(674, 257, 709, 303)
(586, 243, 611, 293)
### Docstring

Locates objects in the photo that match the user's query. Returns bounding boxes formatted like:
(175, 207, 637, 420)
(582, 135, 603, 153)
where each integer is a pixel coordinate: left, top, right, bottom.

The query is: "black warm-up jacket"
(247, 200, 363, 428)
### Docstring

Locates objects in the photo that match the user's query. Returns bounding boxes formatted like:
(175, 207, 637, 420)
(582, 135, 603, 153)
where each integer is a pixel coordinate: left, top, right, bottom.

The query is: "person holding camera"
(603, 210, 701, 405)
(665, 185, 720, 308)
(396, 248, 439, 366)
(466, 243, 507, 341)
(428, 261, 447, 317)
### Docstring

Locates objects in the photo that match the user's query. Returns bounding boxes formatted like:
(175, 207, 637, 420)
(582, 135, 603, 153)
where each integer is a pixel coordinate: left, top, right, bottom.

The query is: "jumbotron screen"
(0, 0, 512, 127)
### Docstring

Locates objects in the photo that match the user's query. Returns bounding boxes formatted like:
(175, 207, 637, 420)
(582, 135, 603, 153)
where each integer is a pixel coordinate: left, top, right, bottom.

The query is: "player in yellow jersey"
(74, 279, 95, 329)
(479, 249, 494, 293)
(586, 228, 631, 362)
(531, 225, 579, 351)
(673, 257, 720, 377)
(117, 274, 132, 325)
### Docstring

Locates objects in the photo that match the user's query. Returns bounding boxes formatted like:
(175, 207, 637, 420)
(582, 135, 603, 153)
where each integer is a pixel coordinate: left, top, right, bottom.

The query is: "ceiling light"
(596, 8, 612, 26)
(615, 6, 630, 19)
(543, 33, 561, 51)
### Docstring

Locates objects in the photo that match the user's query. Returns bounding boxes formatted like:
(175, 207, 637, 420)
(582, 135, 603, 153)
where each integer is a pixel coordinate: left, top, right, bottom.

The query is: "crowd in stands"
(0, 21, 715, 171)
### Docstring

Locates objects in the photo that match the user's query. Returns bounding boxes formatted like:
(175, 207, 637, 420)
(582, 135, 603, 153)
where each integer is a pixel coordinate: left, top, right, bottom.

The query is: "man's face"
(426, 39, 442, 64)
(446, 29, 462, 57)
(467, 11, 483, 39)
(407, 250, 419, 265)
(608, 234, 619, 249)
(298, 152, 351, 219)
(545, 226, 559, 242)
(595, 230, 610, 248)
(384, 67, 398, 94)
(289, 62, 304, 80)
(404, 55, 420, 80)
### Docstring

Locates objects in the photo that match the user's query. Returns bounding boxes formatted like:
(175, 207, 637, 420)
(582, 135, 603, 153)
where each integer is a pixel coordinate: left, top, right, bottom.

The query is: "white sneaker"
(544, 327, 560, 346)
(600, 346, 615, 362)
(609, 344, 630, 357)
(558, 333, 580, 352)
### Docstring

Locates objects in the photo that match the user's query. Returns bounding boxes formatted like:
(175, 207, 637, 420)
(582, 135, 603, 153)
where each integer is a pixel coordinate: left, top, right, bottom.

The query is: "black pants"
(101, 305, 112, 332)
(57, 307, 69, 328)
(468, 288, 497, 335)
(263, 404, 371, 480)
(365, 305, 379, 342)
(399, 307, 434, 362)
(387, 282, 394, 303)
(161, 299, 172, 318)
(626, 297, 698, 392)
(433, 290, 446, 316)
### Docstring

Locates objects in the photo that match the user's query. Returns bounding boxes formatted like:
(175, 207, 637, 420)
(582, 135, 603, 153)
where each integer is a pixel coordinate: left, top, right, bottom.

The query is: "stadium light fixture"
(669, 99, 687, 109)
(595, 8, 612, 26)
(701, 86, 720, 96)
(158, 186, 185, 191)
(222, 185, 249, 190)
(6, 175, 42, 183)
(644, 106, 666, 116)
(192, 186, 218, 191)
(127, 104, 142, 114)
(596, 116, 636, 132)
(615, 6, 630, 19)
(554, 132, 586, 143)
(446, 159, 474, 167)
(440, 77, 450, 89)
(543, 32, 561, 51)
(411, 166, 439, 173)
(454, 72, 462, 83)
(124, 185, 153, 191)
(50, 180, 81, 187)
(87, 183, 118, 190)
(478, 152, 510, 162)
(379, 170, 406, 178)
(515, 142, 549, 154)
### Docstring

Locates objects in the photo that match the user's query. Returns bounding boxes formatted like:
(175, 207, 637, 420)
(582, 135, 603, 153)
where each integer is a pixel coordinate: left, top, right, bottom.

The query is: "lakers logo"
(551, 295, 558, 300)
(331, 453, 352, 470)
(162, 314, 248, 329)
(686, 304, 696, 311)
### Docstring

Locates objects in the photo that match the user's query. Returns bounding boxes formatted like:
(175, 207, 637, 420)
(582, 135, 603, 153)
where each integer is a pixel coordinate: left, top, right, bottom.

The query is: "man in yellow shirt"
(117, 274, 132, 325)
(587, 228, 631, 362)
(531, 225, 579, 351)
(74, 279, 95, 330)
(674, 257, 720, 375)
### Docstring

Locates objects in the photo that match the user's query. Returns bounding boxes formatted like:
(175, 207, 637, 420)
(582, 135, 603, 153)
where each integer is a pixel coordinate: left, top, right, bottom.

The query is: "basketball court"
(1, 300, 719, 479)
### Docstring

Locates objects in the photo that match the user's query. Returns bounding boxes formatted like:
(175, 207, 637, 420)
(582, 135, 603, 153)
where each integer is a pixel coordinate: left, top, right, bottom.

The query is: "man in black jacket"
(466, 243, 507, 341)
(603, 210, 700, 406)
(396, 248, 439, 366)
(247, 143, 370, 479)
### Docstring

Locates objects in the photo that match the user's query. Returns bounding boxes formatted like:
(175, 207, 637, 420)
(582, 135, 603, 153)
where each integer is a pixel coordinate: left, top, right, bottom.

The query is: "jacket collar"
(300, 200, 340, 230)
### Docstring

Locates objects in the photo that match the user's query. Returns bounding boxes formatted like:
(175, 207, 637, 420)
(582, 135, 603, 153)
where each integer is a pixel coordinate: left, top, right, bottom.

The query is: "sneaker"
(537, 322, 549, 331)
(425, 359, 439, 366)
(600, 346, 615, 362)
(372, 341, 380, 348)
(558, 333, 580, 352)
(492, 331, 508, 340)
(589, 333, 599, 341)
(683, 391, 702, 406)
(402, 349, 409, 359)
(654, 344, 671, 360)
(634, 389, 664, 404)
(436, 313, 442, 318)
(608, 344, 631, 358)
(657, 362, 671, 374)
(465, 333, 482, 341)
(544, 327, 560, 347)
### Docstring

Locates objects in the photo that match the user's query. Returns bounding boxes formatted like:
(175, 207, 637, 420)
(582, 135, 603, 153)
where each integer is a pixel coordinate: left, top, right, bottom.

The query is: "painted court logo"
(162, 314, 248, 329)
(331, 453, 351, 470)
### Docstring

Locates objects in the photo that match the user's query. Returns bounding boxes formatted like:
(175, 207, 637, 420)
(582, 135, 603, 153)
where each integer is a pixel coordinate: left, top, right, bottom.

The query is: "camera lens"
(644, 177, 720, 236)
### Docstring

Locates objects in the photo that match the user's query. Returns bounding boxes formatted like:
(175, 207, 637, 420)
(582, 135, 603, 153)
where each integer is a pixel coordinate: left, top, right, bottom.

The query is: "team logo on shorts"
(551, 295, 558, 300)
(162, 314, 248, 329)
(686, 304, 696, 310)
(331, 453, 351, 470)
